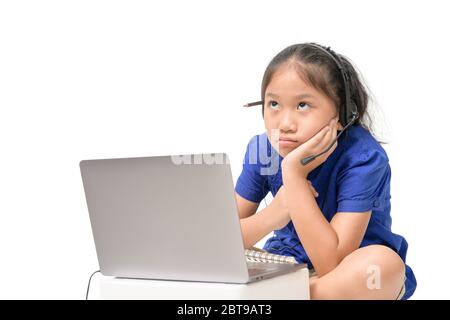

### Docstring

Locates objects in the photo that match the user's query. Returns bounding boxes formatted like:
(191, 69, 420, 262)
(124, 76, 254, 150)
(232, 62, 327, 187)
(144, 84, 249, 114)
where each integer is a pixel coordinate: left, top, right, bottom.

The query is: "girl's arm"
(236, 192, 290, 249)
(236, 182, 320, 249)
(282, 171, 371, 276)
(281, 118, 371, 276)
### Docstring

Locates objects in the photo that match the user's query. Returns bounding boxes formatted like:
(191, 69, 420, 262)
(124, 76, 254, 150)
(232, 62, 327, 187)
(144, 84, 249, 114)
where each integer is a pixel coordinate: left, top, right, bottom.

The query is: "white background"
(0, 0, 448, 299)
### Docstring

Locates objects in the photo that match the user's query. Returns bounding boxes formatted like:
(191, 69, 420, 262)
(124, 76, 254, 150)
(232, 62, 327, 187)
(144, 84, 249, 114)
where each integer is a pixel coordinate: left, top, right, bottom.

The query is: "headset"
(243, 43, 359, 165)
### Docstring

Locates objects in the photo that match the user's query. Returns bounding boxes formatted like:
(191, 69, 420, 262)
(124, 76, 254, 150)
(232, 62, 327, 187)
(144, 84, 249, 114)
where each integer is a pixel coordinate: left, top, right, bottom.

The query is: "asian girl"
(235, 43, 416, 300)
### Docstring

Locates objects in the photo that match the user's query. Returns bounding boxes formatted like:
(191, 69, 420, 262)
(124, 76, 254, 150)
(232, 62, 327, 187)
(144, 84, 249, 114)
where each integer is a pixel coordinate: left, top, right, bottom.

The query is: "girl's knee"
(310, 245, 405, 299)
(355, 245, 405, 297)
(361, 245, 405, 277)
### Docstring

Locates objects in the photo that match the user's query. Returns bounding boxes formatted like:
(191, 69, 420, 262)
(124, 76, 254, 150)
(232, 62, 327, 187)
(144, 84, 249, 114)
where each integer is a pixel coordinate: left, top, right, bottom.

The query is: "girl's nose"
(279, 110, 297, 132)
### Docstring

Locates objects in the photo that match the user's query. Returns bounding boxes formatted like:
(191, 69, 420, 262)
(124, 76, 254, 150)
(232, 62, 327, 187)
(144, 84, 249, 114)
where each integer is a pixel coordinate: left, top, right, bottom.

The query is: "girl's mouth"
(278, 138, 298, 148)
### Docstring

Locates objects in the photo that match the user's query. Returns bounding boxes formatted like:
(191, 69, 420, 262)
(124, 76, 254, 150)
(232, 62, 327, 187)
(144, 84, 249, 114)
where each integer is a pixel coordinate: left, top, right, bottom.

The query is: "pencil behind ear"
(242, 100, 264, 118)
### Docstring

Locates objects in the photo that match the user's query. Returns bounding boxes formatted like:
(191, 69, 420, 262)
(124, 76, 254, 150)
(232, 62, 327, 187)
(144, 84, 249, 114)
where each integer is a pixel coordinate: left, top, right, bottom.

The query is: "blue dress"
(235, 124, 417, 299)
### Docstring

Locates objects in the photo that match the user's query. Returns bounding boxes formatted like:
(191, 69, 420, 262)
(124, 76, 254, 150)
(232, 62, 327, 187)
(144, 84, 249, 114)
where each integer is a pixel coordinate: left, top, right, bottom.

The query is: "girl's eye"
(297, 102, 311, 111)
(267, 100, 311, 111)
(269, 101, 279, 109)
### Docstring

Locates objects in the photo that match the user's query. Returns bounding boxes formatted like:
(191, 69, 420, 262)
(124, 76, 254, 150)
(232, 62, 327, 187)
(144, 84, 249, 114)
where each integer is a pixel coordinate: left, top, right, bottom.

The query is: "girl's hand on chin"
(282, 117, 339, 179)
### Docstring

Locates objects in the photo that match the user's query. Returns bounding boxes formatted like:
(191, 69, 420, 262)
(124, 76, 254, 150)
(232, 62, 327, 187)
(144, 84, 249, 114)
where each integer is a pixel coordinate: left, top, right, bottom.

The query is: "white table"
(89, 267, 310, 300)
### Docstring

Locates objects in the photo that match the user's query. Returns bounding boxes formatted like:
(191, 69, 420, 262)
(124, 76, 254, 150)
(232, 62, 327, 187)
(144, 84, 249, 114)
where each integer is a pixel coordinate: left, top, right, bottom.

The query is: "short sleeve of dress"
(336, 147, 391, 213)
(235, 135, 270, 204)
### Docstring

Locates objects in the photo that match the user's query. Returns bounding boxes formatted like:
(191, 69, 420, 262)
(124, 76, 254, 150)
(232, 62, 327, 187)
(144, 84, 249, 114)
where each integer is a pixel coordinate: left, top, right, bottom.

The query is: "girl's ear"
(337, 122, 344, 131)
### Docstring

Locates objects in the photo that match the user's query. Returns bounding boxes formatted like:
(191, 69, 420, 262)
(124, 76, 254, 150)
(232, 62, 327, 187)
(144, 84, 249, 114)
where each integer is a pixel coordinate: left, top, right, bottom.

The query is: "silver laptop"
(80, 153, 306, 283)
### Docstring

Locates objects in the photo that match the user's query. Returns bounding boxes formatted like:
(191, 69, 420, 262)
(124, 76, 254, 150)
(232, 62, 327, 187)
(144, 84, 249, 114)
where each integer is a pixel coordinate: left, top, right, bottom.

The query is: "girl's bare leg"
(309, 245, 405, 300)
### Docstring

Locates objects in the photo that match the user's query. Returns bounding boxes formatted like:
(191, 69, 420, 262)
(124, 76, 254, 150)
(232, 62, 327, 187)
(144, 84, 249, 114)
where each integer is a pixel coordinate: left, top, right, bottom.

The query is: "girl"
(235, 43, 416, 300)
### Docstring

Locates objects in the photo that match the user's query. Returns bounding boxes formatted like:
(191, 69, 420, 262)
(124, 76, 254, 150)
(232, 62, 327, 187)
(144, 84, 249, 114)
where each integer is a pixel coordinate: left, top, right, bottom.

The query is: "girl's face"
(264, 63, 342, 158)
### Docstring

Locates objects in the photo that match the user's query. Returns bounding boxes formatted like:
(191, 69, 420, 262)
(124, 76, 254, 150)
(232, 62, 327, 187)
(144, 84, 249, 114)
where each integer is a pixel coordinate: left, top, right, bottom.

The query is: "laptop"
(80, 153, 306, 283)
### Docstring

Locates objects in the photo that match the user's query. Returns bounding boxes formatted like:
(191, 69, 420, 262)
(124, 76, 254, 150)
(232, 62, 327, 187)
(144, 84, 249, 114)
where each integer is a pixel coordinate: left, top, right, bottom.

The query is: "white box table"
(89, 266, 310, 300)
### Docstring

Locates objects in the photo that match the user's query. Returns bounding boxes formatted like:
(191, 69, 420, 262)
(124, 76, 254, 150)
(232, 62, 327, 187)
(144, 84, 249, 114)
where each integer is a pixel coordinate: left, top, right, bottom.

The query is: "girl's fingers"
(293, 117, 339, 162)
(329, 118, 338, 145)
(328, 119, 338, 147)
(320, 119, 335, 149)
(325, 124, 339, 156)
(315, 118, 338, 160)
(317, 117, 337, 151)
(306, 122, 332, 149)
